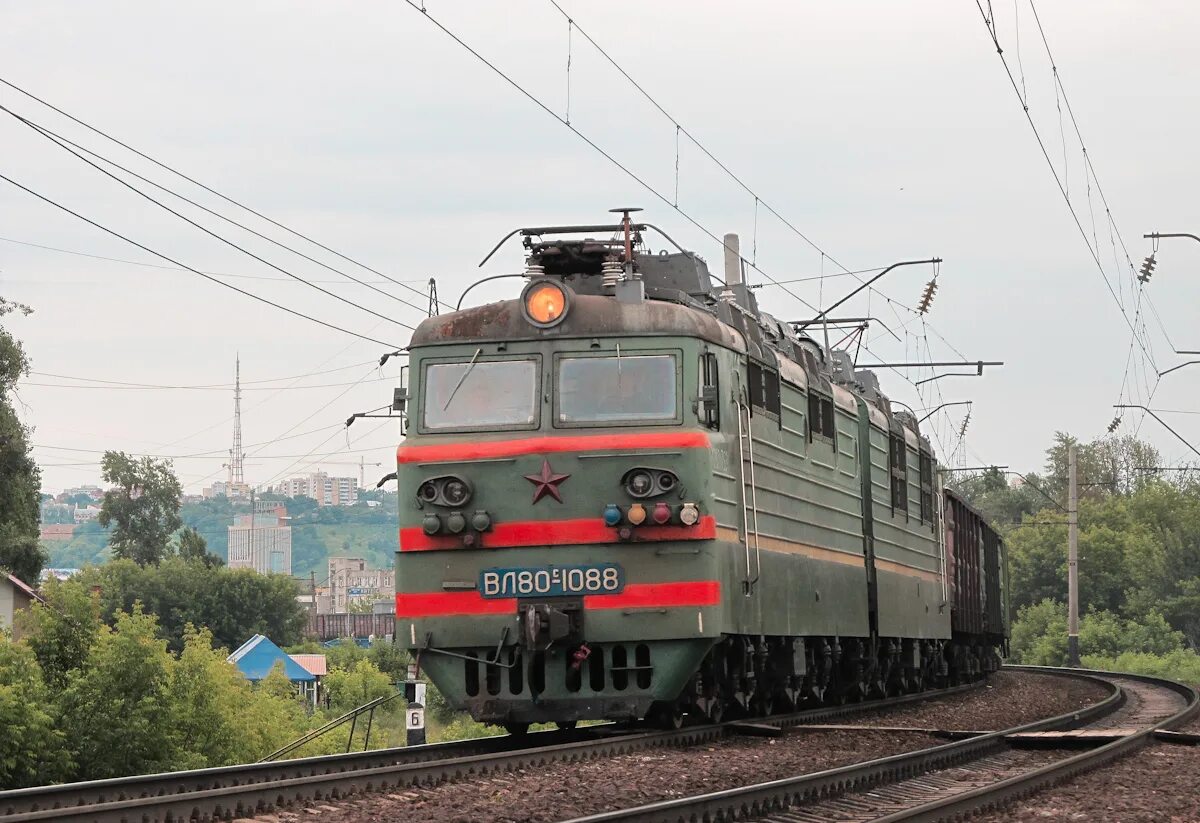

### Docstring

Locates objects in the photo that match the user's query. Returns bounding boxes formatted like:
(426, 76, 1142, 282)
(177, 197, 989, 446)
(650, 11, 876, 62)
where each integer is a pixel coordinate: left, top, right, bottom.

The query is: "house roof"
(288, 654, 328, 676)
(5, 574, 44, 604)
(227, 634, 315, 681)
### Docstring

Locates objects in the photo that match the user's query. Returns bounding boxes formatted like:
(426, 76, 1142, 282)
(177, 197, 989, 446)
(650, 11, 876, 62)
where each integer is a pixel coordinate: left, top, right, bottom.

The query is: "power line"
(404, 0, 969, 453)
(31, 360, 378, 388)
(1, 105, 419, 332)
(972, 1, 1157, 368)
(23, 376, 393, 392)
(542, 1, 975, 348)
(0, 75, 455, 312)
(0, 172, 404, 349)
(0, 235, 428, 286)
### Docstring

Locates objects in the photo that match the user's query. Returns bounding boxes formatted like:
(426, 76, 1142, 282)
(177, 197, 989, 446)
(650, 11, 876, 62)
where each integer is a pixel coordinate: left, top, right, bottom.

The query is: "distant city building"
(327, 556, 395, 613)
(202, 480, 251, 500)
(38, 524, 77, 541)
(40, 568, 80, 582)
(73, 505, 101, 523)
(227, 505, 292, 575)
(58, 485, 104, 501)
(277, 472, 358, 507)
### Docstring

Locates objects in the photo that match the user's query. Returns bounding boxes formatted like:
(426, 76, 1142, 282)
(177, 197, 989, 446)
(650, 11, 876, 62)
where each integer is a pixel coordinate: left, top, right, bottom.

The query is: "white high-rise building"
(227, 506, 292, 575)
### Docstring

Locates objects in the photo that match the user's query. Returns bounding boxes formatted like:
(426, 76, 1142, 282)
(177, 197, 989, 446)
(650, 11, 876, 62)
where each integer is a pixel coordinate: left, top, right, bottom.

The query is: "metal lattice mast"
(427, 277, 439, 317)
(230, 356, 244, 485)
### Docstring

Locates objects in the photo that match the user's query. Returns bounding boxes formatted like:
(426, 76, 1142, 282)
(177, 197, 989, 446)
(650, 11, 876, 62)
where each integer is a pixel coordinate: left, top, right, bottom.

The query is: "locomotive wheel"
(648, 701, 684, 730)
(504, 722, 530, 736)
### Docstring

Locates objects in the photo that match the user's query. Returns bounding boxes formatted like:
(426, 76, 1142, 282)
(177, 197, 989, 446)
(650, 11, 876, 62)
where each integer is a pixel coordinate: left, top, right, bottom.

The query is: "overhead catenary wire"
(543, 0, 969, 339)
(0, 75, 456, 312)
(0, 172, 404, 349)
(1, 105, 419, 333)
(0, 236, 430, 286)
(404, 0, 969, 454)
(30, 360, 379, 389)
(23, 376, 394, 392)
(972, 1, 1157, 369)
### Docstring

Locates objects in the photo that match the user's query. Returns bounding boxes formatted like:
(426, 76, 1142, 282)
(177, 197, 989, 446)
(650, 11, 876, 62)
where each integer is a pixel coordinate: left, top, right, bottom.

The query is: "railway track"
(0, 681, 981, 823)
(561, 665, 1198, 823)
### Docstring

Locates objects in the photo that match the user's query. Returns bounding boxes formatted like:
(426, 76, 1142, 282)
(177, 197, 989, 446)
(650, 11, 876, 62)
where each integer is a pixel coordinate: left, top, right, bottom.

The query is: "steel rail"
(869, 665, 1200, 823)
(559, 667, 1127, 823)
(0, 681, 983, 822)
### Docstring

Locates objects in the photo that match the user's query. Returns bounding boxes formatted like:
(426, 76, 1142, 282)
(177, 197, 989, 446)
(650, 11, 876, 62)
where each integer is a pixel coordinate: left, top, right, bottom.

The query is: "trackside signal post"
(404, 664, 427, 746)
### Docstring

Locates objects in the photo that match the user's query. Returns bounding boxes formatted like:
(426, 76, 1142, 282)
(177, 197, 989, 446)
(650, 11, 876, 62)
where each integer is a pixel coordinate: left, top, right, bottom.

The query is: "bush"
(1081, 650, 1200, 686)
(1008, 600, 1184, 665)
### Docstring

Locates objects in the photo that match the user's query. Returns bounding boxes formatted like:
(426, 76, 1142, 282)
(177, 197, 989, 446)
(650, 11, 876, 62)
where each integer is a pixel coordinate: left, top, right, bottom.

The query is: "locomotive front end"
(396, 273, 734, 728)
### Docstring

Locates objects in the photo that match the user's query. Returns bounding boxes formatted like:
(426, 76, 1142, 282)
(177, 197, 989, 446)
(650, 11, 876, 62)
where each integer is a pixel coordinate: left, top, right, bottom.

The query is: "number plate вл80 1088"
(479, 563, 624, 599)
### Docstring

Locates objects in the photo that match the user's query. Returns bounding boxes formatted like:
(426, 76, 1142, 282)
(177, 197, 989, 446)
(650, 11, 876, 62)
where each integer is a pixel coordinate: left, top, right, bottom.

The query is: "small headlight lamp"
(521, 279, 571, 328)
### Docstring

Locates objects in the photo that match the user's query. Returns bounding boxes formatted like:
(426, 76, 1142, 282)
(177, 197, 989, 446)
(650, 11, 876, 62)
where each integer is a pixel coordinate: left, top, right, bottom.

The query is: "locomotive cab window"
(808, 392, 836, 442)
(889, 431, 908, 516)
(556, 353, 679, 425)
(422, 357, 540, 432)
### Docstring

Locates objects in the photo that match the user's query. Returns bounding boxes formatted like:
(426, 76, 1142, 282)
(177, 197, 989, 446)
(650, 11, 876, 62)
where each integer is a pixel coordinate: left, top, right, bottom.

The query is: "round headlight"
(521, 279, 570, 328)
(625, 470, 653, 498)
(444, 479, 470, 506)
(418, 481, 439, 503)
(657, 472, 677, 492)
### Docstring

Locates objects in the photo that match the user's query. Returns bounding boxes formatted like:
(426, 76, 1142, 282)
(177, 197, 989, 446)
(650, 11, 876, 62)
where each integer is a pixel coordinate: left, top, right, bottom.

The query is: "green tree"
(17, 576, 101, 690)
(58, 607, 178, 779)
(0, 636, 71, 789)
(98, 452, 183, 565)
(75, 558, 307, 653)
(0, 297, 44, 585)
(176, 526, 222, 566)
(323, 659, 396, 715)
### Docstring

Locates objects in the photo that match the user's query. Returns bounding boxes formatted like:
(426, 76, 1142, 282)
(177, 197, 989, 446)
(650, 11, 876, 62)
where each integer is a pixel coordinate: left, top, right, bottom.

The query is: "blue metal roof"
(227, 634, 314, 682)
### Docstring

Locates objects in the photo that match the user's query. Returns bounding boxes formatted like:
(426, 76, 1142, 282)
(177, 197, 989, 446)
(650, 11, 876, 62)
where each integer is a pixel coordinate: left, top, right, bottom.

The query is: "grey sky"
(2, 0, 1198, 494)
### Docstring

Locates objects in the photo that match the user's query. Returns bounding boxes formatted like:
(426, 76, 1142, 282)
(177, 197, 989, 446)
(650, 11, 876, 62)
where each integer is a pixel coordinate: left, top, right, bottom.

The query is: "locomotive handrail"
(735, 397, 762, 593)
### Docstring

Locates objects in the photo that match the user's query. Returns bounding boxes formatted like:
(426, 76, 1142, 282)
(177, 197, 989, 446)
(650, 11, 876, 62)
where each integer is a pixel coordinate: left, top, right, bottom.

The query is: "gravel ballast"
(257, 670, 1110, 823)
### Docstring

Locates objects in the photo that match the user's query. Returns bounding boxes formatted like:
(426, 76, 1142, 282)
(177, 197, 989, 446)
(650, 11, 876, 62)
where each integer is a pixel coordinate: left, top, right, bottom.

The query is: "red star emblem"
(524, 459, 570, 504)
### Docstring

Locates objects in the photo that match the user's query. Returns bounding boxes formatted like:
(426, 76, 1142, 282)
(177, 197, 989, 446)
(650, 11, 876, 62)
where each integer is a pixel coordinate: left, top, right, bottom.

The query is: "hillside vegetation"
(951, 432, 1200, 682)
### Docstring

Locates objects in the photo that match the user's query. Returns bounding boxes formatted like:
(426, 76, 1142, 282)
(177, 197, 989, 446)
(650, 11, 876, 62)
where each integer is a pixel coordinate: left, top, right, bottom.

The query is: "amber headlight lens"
(522, 280, 570, 328)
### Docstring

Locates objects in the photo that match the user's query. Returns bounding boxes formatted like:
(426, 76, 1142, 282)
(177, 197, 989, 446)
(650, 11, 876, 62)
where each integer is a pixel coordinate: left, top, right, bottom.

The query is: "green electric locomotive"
(393, 211, 1007, 730)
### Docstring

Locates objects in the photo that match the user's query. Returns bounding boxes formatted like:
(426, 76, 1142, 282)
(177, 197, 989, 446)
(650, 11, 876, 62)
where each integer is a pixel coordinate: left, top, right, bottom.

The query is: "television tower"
(229, 356, 244, 486)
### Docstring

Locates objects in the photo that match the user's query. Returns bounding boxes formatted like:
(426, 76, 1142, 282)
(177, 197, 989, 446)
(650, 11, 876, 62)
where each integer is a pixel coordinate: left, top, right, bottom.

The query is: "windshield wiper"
(442, 348, 482, 411)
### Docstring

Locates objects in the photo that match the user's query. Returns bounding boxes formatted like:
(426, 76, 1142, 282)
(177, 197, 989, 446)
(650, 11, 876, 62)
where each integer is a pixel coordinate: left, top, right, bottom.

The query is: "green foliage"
(0, 297, 44, 585)
(71, 558, 307, 653)
(176, 527, 222, 567)
(0, 636, 71, 788)
(58, 607, 178, 779)
(1008, 599, 1184, 666)
(44, 520, 111, 569)
(17, 576, 101, 690)
(1081, 650, 1200, 685)
(323, 660, 397, 717)
(99, 452, 183, 565)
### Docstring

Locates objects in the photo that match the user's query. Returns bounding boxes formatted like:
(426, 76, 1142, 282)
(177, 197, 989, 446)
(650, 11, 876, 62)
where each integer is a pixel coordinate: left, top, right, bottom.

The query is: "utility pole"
(311, 570, 317, 612)
(1067, 445, 1080, 667)
(248, 487, 255, 572)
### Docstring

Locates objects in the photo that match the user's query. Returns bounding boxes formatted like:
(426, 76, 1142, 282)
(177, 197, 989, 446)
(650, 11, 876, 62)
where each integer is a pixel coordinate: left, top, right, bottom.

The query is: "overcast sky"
(3, 0, 1198, 494)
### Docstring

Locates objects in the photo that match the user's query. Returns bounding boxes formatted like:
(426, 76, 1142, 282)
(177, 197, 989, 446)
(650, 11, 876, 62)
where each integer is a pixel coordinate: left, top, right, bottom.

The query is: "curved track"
(559, 666, 1197, 823)
(0, 682, 982, 823)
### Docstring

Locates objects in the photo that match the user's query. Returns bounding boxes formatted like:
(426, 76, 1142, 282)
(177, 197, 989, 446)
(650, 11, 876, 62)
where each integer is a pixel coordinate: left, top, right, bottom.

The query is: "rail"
(0, 679, 983, 822)
(560, 665, 1196, 823)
